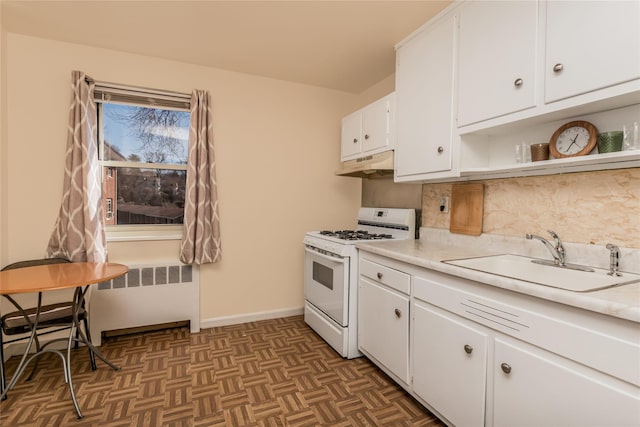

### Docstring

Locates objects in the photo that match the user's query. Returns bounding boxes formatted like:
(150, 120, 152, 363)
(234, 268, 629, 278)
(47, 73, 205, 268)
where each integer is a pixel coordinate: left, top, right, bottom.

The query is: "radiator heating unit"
(89, 261, 200, 345)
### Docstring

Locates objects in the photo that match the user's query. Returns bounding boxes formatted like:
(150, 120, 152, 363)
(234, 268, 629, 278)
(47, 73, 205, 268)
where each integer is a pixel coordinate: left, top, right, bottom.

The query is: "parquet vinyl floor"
(0, 315, 446, 426)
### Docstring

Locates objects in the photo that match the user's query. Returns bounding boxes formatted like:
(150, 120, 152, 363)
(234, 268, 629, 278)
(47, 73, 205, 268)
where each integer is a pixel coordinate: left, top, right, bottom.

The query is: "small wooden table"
(0, 262, 128, 418)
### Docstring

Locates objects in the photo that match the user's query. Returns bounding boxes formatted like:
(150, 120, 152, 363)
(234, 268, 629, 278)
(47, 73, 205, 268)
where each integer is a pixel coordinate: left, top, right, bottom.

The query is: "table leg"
(71, 286, 120, 371)
(0, 293, 82, 419)
(65, 324, 83, 419)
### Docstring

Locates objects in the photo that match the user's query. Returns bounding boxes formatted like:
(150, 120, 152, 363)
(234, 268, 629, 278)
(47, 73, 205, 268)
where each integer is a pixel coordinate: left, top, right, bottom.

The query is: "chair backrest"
(1, 258, 71, 271)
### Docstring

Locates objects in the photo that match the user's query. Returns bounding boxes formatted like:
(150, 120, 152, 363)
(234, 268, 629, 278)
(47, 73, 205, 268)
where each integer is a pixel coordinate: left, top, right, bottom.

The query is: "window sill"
(105, 227, 182, 242)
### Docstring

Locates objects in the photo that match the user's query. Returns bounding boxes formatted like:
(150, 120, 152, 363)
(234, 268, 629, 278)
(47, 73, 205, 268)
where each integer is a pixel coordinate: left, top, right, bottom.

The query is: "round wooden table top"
(0, 262, 129, 294)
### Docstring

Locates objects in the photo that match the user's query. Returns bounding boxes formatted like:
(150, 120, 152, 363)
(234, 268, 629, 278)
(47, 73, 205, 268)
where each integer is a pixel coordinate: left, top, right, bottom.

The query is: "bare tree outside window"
(99, 103, 190, 226)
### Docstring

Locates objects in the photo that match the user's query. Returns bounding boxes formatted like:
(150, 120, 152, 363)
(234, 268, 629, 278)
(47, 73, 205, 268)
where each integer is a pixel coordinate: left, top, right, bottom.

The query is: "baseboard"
(200, 307, 304, 329)
(2, 307, 305, 362)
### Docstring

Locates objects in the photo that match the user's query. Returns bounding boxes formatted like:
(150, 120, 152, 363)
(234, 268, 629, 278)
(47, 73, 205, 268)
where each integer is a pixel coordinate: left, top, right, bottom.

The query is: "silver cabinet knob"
(514, 78, 523, 87)
(553, 63, 564, 73)
(353, 138, 358, 143)
(364, 134, 370, 140)
(394, 308, 401, 318)
(464, 344, 473, 354)
(501, 363, 512, 374)
(437, 146, 444, 153)
(377, 272, 383, 279)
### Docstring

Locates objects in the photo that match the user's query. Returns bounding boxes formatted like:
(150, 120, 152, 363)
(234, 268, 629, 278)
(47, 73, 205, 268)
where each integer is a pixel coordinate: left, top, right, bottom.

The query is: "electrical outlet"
(439, 196, 450, 213)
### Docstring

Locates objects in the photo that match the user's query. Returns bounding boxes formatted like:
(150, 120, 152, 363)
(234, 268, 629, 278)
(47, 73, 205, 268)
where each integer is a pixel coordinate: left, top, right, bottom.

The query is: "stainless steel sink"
(443, 254, 640, 292)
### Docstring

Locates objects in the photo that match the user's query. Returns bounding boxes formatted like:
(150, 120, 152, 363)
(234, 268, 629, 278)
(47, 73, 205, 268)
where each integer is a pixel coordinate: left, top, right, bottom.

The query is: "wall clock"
(549, 120, 598, 158)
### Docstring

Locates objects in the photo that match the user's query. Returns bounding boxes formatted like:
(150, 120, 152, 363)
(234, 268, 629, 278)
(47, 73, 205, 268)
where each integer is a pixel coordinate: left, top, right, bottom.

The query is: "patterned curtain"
(46, 71, 107, 263)
(180, 90, 222, 265)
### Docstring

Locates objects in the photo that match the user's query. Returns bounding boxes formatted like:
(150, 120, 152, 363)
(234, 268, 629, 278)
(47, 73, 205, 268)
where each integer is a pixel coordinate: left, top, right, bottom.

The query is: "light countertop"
(356, 237, 640, 324)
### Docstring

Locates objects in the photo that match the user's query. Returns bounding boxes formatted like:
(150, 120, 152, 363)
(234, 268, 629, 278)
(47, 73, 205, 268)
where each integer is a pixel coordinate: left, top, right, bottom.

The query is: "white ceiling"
(1, 1, 451, 94)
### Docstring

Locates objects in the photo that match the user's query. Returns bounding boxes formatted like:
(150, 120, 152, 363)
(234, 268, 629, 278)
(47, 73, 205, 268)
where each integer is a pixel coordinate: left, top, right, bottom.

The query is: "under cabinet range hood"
(335, 151, 394, 178)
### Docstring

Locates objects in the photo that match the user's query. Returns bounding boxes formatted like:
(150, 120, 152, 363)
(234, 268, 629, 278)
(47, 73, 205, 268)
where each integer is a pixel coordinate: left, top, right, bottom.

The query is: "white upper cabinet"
(457, 0, 538, 126)
(341, 110, 363, 159)
(394, 11, 457, 181)
(392, 0, 640, 182)
(545, 0, 640, 103)
(340, 93, 394, 162)
(361, 98, 391, 154)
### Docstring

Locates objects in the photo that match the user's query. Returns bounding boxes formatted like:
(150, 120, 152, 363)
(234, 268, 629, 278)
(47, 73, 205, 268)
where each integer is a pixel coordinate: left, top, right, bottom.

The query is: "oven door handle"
(304, 246, 348, 264)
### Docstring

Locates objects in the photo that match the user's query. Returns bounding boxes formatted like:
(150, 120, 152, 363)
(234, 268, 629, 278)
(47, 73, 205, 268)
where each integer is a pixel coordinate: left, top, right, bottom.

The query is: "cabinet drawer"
(360, 258, 410, 295)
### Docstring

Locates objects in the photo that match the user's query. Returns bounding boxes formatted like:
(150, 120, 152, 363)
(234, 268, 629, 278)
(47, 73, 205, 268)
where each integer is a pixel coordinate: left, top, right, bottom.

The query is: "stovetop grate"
(319, 230, 394, 240)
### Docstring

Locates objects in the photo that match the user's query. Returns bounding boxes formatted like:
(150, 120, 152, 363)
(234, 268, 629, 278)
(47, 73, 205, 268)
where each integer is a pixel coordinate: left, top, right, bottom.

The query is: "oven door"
(304, 246, 349, 327)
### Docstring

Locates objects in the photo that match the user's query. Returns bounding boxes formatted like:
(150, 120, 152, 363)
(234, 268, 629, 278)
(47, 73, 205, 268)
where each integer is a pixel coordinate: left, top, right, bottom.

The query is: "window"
(95, 84, 190, 230)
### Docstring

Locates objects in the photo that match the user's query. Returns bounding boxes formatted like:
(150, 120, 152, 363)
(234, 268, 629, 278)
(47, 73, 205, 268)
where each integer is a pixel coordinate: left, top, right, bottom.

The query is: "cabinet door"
(341, 111, 362, 160)
(358, 277, 409, 384)
(457, 0, 538, 126)
(493, 337, 640, 427)
(545, 1, 640, 103)
(413, 302, 488, 427)
(395, 13, 455, 178)
(361, 95, 392, 155)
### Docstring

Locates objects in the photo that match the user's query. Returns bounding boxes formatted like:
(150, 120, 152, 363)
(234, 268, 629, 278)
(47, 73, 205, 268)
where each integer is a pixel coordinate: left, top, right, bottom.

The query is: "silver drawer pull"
(394, 308, 401, 318)
(353, 138, 358, 143)
(514, 78, 523, 87)
(501, 363, 512, 374)
(364, 134, 370, 140)
(377, 272, 383, 279)
(553, 63, 564, 73)
(464, 344, 473, 354)
(437, 146, 444, 153)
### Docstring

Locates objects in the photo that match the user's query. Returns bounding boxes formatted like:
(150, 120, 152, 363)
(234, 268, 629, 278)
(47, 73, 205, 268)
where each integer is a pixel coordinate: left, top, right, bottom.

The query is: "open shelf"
(460, 150, 640, 179)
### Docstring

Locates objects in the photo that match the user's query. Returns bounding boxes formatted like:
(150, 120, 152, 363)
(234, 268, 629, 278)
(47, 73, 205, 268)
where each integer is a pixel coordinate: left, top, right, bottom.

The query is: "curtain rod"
(85, 77, 191, 100)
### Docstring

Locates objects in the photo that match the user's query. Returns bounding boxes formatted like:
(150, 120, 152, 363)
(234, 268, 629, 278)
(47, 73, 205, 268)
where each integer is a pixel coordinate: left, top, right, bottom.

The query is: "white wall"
(1, 33, 362, 323)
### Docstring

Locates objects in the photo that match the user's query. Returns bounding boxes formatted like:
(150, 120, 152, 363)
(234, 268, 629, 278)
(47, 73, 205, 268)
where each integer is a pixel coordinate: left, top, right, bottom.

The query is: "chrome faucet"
(526, 230, 566, 266)
(605, 243, 622, 276)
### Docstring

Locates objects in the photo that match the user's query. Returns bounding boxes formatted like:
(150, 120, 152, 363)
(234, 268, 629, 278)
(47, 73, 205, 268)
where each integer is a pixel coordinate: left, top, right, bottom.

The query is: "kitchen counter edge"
(356, 239, 640, 324)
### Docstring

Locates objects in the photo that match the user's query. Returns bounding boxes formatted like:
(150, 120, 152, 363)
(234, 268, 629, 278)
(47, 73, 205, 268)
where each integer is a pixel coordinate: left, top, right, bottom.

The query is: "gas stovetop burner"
(319, 230, 394, 240)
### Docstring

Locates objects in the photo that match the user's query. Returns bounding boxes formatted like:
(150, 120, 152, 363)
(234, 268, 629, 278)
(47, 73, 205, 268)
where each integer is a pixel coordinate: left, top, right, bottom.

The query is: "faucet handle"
(606, 243, 621, 276)
(546, 230, 566, 264)
(547, 230, 561, 244)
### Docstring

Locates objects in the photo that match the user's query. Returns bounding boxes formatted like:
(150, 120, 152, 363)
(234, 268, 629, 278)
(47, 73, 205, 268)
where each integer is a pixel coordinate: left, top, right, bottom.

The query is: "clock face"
(555, 126, 591, 155)
(549, 120, 598, 159)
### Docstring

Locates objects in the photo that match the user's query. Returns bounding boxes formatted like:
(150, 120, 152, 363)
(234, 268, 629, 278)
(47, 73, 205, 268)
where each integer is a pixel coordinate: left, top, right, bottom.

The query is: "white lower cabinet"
(413, 301, 488, 427)
(358, 250, 640, 427)
(358, 276, 410, 384)
(493, 336, 640, 427)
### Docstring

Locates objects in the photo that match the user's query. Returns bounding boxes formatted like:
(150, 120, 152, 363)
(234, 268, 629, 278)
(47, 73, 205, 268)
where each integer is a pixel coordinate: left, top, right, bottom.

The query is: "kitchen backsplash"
(362, 178, 422, 210)
(421, 168, 640, 249)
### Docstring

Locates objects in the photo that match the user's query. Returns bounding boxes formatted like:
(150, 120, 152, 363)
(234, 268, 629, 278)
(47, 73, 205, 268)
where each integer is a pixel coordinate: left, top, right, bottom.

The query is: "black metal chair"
(0, 258, 97, 398)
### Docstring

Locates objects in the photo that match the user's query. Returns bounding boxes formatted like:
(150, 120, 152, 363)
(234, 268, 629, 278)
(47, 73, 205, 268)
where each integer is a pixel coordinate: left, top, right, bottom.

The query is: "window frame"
(94, 83, 191, 241)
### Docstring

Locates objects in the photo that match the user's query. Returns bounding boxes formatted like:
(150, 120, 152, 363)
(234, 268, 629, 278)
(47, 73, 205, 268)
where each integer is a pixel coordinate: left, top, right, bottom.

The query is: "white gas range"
(303, 207, 416, 358)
